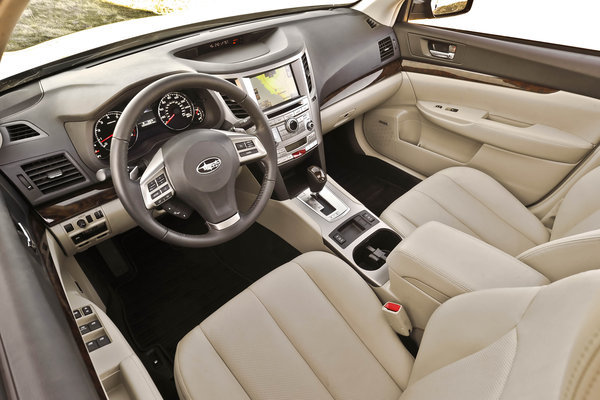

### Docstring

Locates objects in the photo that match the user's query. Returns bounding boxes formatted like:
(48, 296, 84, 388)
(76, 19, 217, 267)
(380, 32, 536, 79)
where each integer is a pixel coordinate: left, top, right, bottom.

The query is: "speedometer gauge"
(157, 92, 194, 131)
(93, 111, 138, 160)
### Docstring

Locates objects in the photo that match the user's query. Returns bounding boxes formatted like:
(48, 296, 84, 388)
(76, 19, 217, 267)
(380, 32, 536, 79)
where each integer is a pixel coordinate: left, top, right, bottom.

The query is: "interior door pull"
(429, 49, 455, 60)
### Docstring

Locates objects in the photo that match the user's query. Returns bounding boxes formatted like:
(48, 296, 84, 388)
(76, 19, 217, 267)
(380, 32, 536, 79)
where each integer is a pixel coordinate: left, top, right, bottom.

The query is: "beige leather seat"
(381, 165, 600, 257)
(175, 251, 600, 400)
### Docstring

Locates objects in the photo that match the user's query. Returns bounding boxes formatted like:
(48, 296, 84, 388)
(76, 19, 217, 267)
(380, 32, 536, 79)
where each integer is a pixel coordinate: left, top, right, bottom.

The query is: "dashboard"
(0, 7, 401, 253)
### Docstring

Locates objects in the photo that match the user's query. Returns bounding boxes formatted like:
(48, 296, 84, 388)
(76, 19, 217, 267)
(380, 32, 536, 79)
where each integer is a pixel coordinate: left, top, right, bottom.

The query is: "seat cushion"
(174, 251, 414, 400)
(381, 166, 550, 256)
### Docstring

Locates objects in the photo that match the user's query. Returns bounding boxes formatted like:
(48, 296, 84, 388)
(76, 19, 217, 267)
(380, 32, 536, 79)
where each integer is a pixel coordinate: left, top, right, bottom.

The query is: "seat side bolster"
(293, 252, 415, 391)
(518, 229, 600, 281)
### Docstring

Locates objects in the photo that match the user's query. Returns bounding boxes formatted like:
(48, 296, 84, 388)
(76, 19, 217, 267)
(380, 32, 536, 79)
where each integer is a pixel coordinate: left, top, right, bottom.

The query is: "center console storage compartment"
(352, 229, 401, 271)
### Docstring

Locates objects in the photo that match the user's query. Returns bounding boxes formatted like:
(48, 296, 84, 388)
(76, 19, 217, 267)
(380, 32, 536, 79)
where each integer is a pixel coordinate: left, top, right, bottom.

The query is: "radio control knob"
(285, 118, 299, 133)
(306, 120, 315, 131)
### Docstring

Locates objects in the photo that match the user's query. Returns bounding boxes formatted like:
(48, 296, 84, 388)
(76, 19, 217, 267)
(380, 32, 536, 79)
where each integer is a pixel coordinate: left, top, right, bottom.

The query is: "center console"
(228, 52, 399, 289)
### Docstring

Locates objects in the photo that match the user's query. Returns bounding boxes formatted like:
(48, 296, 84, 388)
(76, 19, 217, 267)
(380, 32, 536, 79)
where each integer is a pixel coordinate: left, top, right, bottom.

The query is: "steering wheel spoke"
(139, 148, 176, 209)
(225, 131, 268, 165)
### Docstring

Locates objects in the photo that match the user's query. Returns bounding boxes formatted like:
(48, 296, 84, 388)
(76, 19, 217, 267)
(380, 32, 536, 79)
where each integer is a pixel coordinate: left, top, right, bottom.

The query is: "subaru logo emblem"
(197, 157, 222, 174)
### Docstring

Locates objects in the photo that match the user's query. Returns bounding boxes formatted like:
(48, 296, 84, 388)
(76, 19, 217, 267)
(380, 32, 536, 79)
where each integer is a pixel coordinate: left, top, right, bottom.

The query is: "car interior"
(1, 0, 600, 399)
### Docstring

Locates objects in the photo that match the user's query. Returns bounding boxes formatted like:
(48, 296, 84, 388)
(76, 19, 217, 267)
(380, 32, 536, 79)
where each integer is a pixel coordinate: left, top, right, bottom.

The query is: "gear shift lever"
(307, 165, 327, 194)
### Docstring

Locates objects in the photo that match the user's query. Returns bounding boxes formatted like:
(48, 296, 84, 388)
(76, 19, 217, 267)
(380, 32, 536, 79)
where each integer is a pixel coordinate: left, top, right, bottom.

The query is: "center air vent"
(21, 154, 85, 194)
(301, 54, 313, 93)
(378, 36, 394, 62)
(222, 80, 249, 119)
(6, 123, 40, 142)
(221, 94, 249, 119)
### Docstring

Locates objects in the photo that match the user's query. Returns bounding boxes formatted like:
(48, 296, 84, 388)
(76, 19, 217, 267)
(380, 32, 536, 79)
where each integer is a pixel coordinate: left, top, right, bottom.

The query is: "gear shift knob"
(307, 165, 327, 194)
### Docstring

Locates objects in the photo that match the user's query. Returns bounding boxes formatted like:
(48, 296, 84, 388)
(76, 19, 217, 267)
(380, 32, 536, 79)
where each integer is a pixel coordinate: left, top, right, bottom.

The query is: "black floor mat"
(77, 220, 300, 399)
(324, 124, 421, 216)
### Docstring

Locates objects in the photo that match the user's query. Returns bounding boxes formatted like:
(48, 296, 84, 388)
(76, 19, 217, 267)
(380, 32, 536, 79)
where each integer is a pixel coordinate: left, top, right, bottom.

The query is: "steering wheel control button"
(235, 142, 246, 150)
(159, 185, 170, 193)
(245, 140, 255, 148)
(156, 174, 167, 185)
(148, 180, 158, 191)
(151, 191, 161, 200)
(240, 149, 258, 157)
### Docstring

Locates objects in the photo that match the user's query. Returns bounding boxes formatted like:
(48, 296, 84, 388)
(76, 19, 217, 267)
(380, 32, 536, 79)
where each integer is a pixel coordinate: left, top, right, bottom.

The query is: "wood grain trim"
(402, 60, 558, 94)
(321, 59, 403, 107)
(36, 185, 117, 226)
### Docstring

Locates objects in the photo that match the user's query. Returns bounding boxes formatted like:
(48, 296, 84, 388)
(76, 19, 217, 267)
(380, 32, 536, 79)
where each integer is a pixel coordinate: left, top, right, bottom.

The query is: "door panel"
(362, 20, 600, 205)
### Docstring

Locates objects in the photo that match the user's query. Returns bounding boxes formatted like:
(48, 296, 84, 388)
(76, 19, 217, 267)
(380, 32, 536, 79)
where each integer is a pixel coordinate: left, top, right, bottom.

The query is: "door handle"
(429, 49, 455, 60)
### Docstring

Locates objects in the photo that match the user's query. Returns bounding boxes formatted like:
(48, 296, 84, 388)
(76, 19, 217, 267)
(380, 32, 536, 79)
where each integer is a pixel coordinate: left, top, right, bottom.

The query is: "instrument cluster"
(92, 90, 210, 160)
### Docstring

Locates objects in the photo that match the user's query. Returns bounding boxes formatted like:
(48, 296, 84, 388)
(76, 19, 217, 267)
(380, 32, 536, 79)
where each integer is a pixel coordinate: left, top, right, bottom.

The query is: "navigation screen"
(250, 65, 299, 110)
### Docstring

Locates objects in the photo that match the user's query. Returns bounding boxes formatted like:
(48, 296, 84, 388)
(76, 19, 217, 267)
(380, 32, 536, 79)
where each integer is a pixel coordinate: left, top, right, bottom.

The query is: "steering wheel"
(110, 73, 277, 247)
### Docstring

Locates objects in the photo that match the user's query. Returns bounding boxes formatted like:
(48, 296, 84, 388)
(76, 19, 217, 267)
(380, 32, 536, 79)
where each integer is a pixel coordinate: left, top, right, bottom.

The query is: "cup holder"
(352, 229, 401, 271)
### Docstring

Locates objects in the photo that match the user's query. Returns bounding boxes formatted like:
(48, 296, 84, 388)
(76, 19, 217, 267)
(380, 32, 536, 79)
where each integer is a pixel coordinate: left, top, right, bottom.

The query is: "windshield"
(1, 0, 346, 88)
(8, 0, 338, 51)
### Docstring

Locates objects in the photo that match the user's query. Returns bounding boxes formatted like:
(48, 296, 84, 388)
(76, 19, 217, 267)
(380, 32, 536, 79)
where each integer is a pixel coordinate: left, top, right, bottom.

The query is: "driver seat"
(174, 252, 600, 400)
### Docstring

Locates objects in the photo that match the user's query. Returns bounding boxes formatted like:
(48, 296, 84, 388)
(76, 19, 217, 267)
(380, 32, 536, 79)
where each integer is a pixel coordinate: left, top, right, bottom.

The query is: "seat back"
(401, 271, 600, 400)
(552, 165, 600, 240)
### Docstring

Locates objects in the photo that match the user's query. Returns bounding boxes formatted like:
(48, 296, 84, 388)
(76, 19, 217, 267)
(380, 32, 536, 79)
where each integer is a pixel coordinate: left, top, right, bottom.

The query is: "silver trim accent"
(207, 212, 240, 230)
(429, 49, 455, 60)
(139, 149, 175, 209)
(297, 186, 349, 222)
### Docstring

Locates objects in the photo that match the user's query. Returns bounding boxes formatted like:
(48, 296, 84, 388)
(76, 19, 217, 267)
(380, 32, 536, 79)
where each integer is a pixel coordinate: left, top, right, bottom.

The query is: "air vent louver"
(301, 54, 313, 93)
(378, 36, 394, 62)
(366, 18, 378, 28)
(221, 94, 249, 119)
(21, 154, 85, 194)
(6, 124, 40, 142)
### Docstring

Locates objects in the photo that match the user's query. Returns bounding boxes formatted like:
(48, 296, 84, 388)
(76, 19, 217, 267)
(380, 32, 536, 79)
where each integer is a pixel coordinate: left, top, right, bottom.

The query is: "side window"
(408, 0, 600, 52)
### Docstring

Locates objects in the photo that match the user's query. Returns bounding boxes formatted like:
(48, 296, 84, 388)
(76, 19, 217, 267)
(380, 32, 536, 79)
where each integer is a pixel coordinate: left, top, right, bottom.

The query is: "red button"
(384, 302, 401, 312)
(292, 149, 306, 158)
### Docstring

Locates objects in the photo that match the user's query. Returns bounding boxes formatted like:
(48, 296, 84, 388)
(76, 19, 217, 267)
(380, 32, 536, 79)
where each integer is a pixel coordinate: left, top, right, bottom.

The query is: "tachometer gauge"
(93, 111, 138, 160)
(157, 92, 194, 131)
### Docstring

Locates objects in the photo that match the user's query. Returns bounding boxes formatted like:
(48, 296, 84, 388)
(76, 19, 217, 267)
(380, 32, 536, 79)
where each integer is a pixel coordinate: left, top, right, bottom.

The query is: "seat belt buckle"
(382, 302, 412, 336)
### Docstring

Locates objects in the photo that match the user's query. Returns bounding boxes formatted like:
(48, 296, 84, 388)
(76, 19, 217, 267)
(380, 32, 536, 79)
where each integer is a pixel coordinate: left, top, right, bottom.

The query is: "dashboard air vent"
(365, 18, 378, 29)
(6, 124, 40, 142)
(221, 94, 249, 119)
(301, 54, 313, 93)
(378, 36, 394, 62)
(21, 154, 85, 194)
